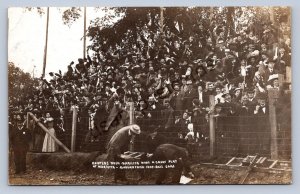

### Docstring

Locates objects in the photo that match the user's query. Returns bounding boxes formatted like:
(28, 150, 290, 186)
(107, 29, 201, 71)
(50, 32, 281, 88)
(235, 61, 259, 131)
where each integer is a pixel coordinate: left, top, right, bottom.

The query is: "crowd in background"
(9, 11, 291, 154)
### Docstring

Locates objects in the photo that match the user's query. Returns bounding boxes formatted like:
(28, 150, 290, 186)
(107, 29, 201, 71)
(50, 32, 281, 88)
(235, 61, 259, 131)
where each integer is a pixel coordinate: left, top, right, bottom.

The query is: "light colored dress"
(42, 127, 57, 152)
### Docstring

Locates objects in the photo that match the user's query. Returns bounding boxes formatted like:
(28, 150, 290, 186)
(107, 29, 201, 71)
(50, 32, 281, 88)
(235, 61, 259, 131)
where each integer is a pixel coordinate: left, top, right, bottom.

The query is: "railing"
(24, 77, 291, 160)
(27, 112, 70, 153)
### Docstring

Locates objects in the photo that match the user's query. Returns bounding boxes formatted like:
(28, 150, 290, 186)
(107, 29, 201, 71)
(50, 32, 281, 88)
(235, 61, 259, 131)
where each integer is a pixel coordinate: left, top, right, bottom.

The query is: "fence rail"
(24, 86, 291, 160)
(27, 112, 71, 153)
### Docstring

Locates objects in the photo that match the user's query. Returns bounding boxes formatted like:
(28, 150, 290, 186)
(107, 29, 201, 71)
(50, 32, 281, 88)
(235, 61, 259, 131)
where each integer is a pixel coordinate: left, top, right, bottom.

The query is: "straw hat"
(130, 124, 141, 135)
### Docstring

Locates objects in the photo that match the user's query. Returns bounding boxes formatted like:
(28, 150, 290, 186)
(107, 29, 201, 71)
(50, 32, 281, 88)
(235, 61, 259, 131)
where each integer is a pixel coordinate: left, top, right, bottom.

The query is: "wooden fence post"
(209, 95, 216, 157)
(278, 74, 284, 90)
(286, 66, 291, 83)
(128, 102, 135, 152)
(268, 89, 279, 159)
(129, 102, 134, 125)
(28, 112, 70, 153)
(26, 112, 29, 129)
(71, 105, 78, 152)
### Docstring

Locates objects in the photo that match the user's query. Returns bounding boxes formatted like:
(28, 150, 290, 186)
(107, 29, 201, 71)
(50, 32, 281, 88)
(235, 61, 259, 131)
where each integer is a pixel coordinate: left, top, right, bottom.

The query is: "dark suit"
(106, 125, 135, 181)
(191, 108, 206, 134)
(254, 105, 270, 155)
(94, 106, 109, 134)
(220, 101, 239, 116)
(175, 118, 191, 136)
(10, 123, 32, 174)
(247, 98, 258, 114)
(169, 90, 184, 116)
(182, 88, 198, 111)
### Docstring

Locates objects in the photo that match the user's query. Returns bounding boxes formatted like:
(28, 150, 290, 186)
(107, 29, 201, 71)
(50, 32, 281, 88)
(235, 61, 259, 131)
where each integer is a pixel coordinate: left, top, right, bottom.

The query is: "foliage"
(24, 6, 290, 56)
(84, 7, 290, 57)
(8, 62, 39, 106)
(86, 7, 230, 54)
(24, 7, 45, 16)
(62, 7, 82, 26)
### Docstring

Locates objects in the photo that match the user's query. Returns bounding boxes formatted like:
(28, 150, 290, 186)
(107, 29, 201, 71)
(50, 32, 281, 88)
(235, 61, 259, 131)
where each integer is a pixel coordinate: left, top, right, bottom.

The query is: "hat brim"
(222, 93, 233, 98)
(130, 125, 141, 134)
(130, 129, 141, 135)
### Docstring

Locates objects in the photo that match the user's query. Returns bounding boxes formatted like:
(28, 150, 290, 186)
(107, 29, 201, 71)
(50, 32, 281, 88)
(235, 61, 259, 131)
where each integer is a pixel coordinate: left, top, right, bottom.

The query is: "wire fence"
(24, 90, 291, 160)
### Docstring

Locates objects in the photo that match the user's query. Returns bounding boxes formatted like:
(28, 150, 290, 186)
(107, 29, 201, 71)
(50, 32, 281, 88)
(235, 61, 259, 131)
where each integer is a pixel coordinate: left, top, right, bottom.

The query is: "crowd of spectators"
(9, 10, 291, 154)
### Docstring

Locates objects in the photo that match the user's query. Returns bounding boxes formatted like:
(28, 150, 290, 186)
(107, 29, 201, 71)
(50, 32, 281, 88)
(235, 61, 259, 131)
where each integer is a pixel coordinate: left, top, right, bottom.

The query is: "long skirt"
(42, 128, 57, 152)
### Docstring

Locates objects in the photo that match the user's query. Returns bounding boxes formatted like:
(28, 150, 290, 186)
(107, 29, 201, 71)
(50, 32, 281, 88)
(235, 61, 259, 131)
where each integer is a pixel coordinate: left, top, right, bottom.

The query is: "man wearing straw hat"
(106, 124, 141, 183)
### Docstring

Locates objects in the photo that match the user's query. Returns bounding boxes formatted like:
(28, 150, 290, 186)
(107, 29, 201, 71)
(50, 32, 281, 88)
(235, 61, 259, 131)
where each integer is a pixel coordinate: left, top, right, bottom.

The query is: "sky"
(2, 1, 300, 194)
(8, 7, 105, 80)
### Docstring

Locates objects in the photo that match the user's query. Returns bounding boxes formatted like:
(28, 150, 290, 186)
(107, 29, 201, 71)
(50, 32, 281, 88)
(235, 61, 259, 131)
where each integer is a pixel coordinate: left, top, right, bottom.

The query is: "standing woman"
(42, 116, 57, 152)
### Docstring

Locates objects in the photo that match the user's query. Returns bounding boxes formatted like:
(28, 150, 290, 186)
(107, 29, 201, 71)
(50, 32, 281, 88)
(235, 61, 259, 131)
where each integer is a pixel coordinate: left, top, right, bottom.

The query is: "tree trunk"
(226, 7, 235, 38)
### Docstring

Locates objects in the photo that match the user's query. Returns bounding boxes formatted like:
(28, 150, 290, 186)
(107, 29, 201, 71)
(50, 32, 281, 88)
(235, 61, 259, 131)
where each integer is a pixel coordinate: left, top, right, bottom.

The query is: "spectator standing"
(42, 117, 58, 152)
(10, 114, 31, 174)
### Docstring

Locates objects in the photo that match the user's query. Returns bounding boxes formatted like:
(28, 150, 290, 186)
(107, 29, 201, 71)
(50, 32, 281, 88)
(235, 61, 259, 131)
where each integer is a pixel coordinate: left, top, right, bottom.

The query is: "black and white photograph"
(8, 6, 292, 185)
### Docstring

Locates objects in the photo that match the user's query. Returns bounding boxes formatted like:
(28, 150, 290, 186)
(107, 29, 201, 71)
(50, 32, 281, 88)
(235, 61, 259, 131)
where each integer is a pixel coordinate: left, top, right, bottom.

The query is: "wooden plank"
(260, 157, 267, 164)
(239, 173, 249, 184)
(249, 156, 257, 163)
(129, 102, 135, 152)
(225, 157, 236, 166)
(268, 88, 279, 159)
(253, 167, 292, 174)
(239, 155, 257, 184)
(160, 7, 164, 34)
(198, 163, 291, 174)
(71, 106, 78, 152)
(26, 112, 29, 129)
(28, 112, 70, 153)
(269, 160, 278, 169)
(134, 154, 143, 159)
(209, 95, 215, 157)
(42, 7, 50, 78)
(227, 157, 244, 167)
(286, 66, 291, 83)
(278, 74, 284, 90)
(228, 163, 242, 167)
(268, 88, 279, 98)
(83, 6, 87, 59)
(129, 102, 134, 125)
(128, 152, 138, 157)
(199, 163, 247, 171)
(278, 160, 292, 163)
(256, 157, 263, 164)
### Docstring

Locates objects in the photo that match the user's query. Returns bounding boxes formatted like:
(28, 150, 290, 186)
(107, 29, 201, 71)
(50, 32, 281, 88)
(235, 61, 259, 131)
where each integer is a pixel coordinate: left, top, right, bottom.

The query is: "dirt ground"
(8, 164, 292, 185)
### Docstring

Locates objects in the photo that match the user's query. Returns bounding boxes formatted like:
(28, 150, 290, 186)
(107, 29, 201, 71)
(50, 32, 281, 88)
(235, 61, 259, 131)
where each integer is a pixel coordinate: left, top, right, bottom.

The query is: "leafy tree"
(85, 7, 290, 55)
(24, 7, 45, 16)
(8, 62, 39, 107)
(22, 6, 291, 63)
